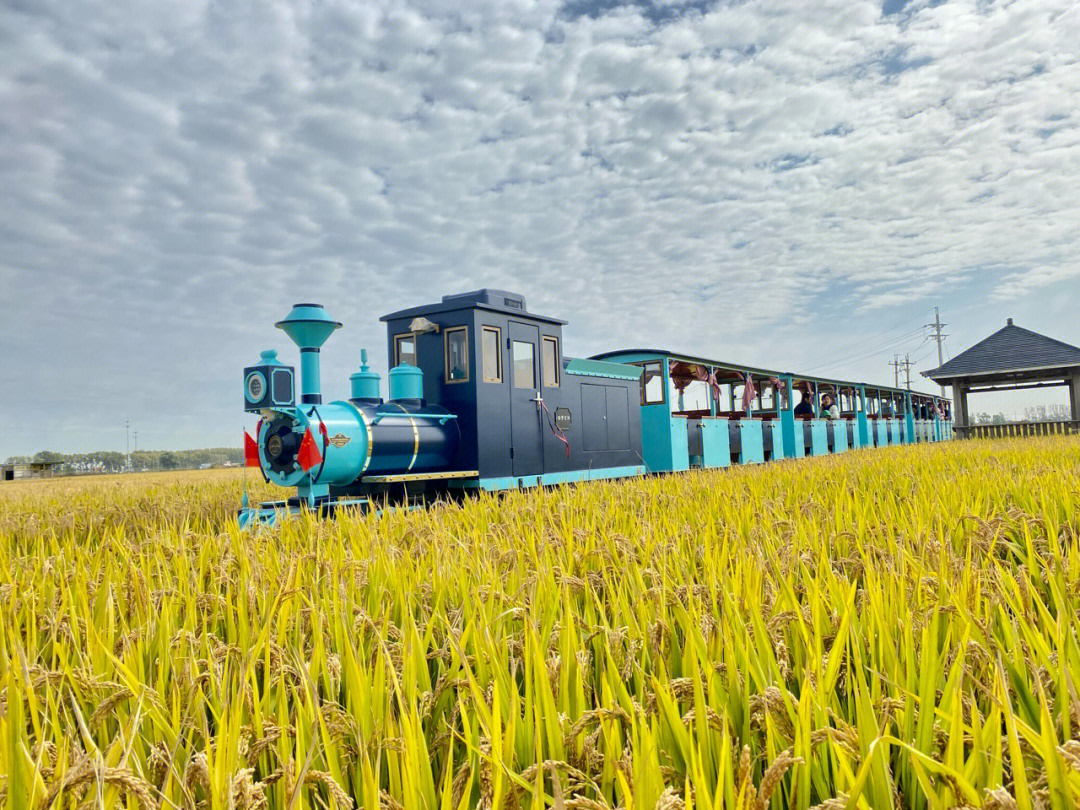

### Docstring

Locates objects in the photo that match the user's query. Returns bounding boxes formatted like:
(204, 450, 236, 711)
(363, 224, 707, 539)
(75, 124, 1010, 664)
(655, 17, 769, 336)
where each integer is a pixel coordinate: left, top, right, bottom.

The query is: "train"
(239, 290, 953, 526)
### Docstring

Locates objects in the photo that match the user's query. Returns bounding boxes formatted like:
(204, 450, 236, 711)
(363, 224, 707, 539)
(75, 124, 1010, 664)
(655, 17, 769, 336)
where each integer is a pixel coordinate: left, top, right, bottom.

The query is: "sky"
(2, 0, 1079, 456)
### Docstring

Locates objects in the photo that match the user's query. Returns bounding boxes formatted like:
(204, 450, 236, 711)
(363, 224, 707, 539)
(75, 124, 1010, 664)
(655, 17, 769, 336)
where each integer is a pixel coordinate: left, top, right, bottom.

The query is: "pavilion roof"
(924, 319, 1080, 382)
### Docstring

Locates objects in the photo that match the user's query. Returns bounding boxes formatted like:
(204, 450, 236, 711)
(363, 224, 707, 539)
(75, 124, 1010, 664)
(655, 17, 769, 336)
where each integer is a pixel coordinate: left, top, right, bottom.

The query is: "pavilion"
(923, 318, 1080, 438)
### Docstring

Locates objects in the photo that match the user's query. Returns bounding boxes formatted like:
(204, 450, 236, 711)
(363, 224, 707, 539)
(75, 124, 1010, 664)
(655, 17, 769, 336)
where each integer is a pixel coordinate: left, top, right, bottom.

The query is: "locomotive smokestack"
(275, 303, 341, 405)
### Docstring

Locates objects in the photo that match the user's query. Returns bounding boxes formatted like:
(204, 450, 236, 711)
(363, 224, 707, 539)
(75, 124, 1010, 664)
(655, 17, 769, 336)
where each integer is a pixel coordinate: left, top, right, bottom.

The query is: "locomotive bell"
(275, 303, 341, 405)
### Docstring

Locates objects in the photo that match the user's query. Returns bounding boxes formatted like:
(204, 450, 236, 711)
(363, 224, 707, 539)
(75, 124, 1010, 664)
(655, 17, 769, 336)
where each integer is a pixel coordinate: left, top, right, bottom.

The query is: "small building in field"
(1, 461, 60, 481)
(924, 318, 1080, 438)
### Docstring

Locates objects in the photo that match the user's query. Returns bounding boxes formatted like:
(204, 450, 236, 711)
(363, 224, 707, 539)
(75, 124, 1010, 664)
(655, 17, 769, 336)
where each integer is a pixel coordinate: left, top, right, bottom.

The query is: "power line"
(805, 326, 927, 373)
(801, 308, 932, 374)
(846, 308, 933, 352)
(910, 342, 935, 364)
(810, 333, 926, 377)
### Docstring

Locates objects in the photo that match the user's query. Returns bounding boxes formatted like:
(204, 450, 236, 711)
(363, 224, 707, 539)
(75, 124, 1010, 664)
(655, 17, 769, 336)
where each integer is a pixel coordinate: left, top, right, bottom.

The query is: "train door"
(508, 321, 544, 477)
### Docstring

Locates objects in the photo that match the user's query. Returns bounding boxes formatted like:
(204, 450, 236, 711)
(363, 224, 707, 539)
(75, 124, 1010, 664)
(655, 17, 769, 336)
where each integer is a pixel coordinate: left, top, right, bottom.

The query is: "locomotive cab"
(380, 289, 645, 489)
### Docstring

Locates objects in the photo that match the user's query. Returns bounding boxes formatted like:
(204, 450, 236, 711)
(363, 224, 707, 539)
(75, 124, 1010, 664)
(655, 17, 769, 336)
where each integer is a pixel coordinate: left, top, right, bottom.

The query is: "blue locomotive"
(239, 290, 952, 526)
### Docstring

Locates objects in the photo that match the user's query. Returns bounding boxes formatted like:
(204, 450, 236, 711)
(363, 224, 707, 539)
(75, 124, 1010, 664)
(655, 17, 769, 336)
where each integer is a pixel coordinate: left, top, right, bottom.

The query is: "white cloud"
(3, 0, 1080, 453)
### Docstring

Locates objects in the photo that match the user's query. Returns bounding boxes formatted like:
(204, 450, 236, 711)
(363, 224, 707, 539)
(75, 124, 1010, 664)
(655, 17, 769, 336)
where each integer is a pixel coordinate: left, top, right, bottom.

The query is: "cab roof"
(380, 289, 568, 325)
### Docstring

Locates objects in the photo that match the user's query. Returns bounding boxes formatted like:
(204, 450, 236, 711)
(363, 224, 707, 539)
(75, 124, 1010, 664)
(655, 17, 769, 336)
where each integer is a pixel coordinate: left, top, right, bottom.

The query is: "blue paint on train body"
(240, 294, 955, 525)
(737, 419, 765, 464)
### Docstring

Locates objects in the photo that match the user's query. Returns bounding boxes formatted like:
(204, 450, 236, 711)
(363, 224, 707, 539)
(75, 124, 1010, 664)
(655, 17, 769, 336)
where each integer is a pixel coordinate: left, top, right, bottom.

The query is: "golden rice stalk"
(756, 748, 803, 810)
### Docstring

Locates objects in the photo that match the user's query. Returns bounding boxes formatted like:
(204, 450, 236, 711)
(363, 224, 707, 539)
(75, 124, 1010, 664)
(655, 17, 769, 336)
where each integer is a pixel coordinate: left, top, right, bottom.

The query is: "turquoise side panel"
(641, 405, 671, 471)
(564, 357, 643, 381)
(462, 465, 646, 491)
(833, 420, 849, 452)
(781, 412, 803, 458)
(739, 419, 765, 464)
(857, 412, 870, 447)
(850, 419, 862, 449)
(889, 419, 901, 445)
(765, 420, 784, 459)
(641, 405, 689, 472)
(809, 419, 829, 456)
(671, 415, 690, 469)
(876, 421, 889, 446)
(701, 418, 731, 468)
(905, 413, 916, 444)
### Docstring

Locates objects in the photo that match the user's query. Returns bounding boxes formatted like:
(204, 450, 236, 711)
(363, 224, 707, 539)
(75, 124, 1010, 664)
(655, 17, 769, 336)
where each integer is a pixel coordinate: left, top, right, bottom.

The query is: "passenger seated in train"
(820, 393, 840, 420)
(794, 391, 813, 417)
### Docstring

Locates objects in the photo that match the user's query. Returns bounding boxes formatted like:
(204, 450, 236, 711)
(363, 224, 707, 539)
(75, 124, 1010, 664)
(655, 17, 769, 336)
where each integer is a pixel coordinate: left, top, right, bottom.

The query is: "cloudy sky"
(3, 0, 1079, 456)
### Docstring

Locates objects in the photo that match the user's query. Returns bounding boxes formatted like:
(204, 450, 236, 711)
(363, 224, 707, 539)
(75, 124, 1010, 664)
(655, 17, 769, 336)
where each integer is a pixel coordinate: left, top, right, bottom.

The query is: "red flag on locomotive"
(244, 431, 260, 467)
(296, 427, 323, 472)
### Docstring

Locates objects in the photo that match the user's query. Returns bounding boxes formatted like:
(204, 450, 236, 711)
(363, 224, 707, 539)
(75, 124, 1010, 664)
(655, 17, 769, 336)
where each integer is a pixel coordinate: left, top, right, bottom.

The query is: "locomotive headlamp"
(245, 371, 266, 403)
(243, 350, 293, 412)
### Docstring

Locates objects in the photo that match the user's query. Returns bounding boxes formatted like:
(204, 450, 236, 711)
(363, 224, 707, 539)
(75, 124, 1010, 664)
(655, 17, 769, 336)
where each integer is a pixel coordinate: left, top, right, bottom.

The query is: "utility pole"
(926, 307, 948, 396)
(902, 354, 913, 390)
(890, 355, 901, 388)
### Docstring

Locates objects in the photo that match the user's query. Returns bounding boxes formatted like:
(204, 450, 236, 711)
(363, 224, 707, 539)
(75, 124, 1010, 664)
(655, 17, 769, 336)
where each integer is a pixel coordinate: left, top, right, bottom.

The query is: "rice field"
(2, 437, 1079, 810)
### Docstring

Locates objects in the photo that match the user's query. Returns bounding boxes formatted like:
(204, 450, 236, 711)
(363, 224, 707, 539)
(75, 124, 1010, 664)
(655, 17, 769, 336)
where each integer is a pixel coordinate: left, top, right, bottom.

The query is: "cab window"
(444, 327, 469, 382)
(638, 361, 665, 405)
(512, 340, 535, 389)
(481, 326, 502, 382)
(394, 334, 416, 367)
(542, 336, 559, 387)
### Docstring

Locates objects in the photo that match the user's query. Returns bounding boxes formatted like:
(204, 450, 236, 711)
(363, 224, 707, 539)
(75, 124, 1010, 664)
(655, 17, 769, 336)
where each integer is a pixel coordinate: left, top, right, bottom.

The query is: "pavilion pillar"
(1070, 374, 1080, 422)
(955, 383, 970, 438)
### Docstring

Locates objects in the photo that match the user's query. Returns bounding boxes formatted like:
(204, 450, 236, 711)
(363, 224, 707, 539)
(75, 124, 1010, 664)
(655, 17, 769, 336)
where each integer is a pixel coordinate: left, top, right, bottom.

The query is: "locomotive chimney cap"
(275, 303, 341, 350)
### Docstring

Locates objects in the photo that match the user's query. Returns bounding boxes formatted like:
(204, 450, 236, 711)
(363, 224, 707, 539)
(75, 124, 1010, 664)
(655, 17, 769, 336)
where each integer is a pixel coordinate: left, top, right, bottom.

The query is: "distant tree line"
(972, 403, 1070, 425)
(3, 448, 243, 475)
